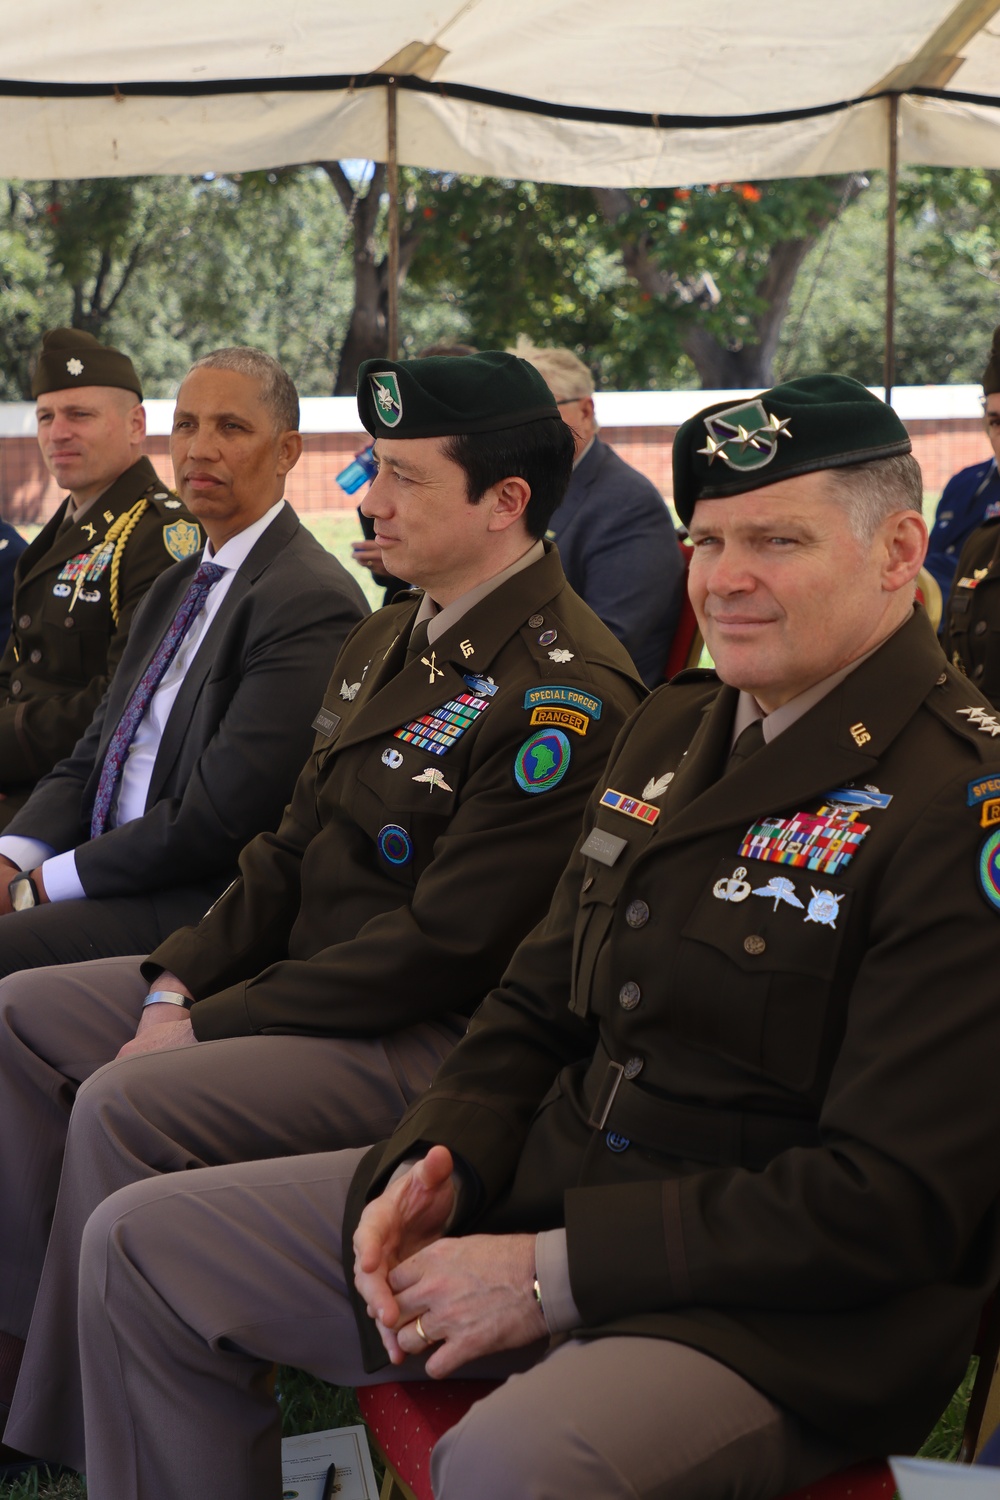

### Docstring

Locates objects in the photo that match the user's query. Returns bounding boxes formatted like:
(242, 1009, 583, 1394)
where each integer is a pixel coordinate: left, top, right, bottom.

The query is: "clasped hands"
(353, 1145, 546, 1377)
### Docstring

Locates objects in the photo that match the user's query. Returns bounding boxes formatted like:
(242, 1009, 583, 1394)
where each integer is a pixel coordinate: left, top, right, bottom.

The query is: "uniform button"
(64, 617, 75, 630)
(17, 614, 30, 630)
(582, 875, 594, 892)
(623, 1056, 644, 1079)
(974, 664, 985, 680)
(744, 935, 766, 955)
(974, 621, 988, 637)
(29, 650, 41, 664)
(10, 680, 21, 696)
(528, 614, 544, 628)
(618, 981, 641, 1011)
(626, 898, 649, 929)
(605, 1132, 630, 1153)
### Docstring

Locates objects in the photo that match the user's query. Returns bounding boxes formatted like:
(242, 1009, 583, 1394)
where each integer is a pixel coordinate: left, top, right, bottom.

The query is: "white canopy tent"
(3, 0, 1000, 388)
(3, 0, 999, 185)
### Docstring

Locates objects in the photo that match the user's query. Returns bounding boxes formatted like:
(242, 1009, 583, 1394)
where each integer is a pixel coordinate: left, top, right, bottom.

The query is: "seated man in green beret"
(42, 374, 1000, 1500)
(0, 328, 203, 827)
(0, 351, 644, 1475)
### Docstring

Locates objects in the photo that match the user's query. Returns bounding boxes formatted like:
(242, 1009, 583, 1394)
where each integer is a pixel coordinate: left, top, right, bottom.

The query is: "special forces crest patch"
(697, 399, 793, 473)
(163, 520, 201, 562)
(370, 372, 403, 427)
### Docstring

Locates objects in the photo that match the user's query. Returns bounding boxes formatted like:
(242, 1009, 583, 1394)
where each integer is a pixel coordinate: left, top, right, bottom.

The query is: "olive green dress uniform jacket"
(0, 456, 201, 810)
(147, 545, 644, 1042)
(347, 607, 1000, 1456)
(942, 514, 1000, 705)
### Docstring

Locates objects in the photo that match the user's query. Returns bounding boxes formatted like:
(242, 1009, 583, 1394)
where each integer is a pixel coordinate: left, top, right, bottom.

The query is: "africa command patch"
(979, 829, 1000, 911)
(514, 730, 571, 795)
(163, 520, 201, 561)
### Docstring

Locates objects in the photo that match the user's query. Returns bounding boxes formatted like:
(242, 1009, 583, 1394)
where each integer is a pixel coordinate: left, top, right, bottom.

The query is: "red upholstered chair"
(357, 1381, 893, 1500)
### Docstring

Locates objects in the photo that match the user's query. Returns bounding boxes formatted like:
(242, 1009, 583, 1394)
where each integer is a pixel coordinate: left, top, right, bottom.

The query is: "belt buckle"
(588, 1061, 624, 1131)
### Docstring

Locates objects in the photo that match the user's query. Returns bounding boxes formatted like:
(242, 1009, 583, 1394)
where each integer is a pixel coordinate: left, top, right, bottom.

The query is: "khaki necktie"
(405, 620, 431, 663)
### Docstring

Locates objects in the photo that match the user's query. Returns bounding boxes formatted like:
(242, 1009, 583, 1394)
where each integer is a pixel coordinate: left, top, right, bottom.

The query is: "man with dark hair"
(0, 328, 203, 827)
(50, 375, 1000, 1500)
(0, 352, 643, 1473)
(0, 346, 366, 973)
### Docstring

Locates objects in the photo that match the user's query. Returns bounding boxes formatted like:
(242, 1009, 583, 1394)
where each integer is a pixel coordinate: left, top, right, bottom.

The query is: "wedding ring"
(414, 1314, 432, 1347)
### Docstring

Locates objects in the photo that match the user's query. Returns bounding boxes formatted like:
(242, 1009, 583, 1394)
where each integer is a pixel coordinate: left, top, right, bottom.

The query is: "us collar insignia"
(600, 788, 660, 826)
(697, 400, 792, 472)
(370, 371, 402, 427)
(739, 811, 869, 876)
(394, 690, 491, 757)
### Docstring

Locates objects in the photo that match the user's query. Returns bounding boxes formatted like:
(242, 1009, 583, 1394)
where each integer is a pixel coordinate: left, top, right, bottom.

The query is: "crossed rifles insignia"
(697, 399, 793, 473)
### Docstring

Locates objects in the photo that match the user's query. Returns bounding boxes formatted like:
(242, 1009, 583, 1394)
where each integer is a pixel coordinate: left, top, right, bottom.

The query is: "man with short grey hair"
(58, 373, 1000, 1500)
(514, 337, 686, 685)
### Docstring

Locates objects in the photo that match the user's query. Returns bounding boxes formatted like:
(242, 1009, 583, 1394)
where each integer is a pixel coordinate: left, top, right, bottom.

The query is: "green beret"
(32, 328, 142, 401)
(983, 326, 1000, 396)
(672, 374, 912, 526)
(356, 352, 560, 439)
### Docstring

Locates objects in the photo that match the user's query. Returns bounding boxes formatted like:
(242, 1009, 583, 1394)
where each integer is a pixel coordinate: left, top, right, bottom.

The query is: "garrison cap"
(983, 326, 1000, 397)
(32, 328, 143, 401)
(356, 352, 560, 439)
(672, 374, 912, 526)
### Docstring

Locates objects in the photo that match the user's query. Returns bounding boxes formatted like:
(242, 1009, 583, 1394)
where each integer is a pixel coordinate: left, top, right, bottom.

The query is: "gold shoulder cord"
(106, 498, 149, 627)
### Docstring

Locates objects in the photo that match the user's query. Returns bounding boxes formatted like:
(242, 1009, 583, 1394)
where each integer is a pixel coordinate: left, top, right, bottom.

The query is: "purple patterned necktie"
(90, 561, 225, 838)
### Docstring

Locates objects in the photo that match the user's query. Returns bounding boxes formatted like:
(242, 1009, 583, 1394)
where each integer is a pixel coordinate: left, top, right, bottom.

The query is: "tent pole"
(386, 78, 399, 360)
(883, 92, 899, 406)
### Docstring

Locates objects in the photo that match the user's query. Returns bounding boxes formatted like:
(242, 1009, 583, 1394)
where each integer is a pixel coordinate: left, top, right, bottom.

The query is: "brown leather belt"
(582, 1042, 820, 1169)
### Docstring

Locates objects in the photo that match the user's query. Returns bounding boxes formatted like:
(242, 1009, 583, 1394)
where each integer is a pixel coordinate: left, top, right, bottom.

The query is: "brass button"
(64, 617, 75, 630)
(29, 650, 41, 664)
(528, 614, 544, 628)
(626, 899, 649, 929)
(10, 680, 21, 697)
(936, 672, 947, 686)
(974, 664, 985, 680)
(618, 981, 641, 1011)
(623, 1056, 644, 1080)
(974, 621, 988, 637)
(17, 614, 30, 630)
(744, 935, 766, 956)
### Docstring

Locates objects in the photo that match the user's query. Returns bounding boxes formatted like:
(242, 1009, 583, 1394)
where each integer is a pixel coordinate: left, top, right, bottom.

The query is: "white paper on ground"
(891, 1456, 1000, 1499)
(280, 1424, 379, 1500)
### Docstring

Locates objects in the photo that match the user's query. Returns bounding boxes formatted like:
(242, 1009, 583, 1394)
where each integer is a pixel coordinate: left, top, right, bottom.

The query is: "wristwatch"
(143, 989, 194, 1010)
(8, 872, 40, 911)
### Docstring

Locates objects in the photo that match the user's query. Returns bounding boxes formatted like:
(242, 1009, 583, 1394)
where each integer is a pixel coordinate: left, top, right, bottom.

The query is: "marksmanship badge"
(370, 372, 403, 427)
(697, 400, 792, 472)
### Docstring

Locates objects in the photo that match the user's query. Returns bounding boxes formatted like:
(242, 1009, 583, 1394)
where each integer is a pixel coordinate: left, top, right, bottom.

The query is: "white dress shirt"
(0, 500, 286, 902)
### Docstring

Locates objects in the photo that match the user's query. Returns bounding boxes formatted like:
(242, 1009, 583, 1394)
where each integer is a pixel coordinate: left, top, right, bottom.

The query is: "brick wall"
(0, 418, 989, 529)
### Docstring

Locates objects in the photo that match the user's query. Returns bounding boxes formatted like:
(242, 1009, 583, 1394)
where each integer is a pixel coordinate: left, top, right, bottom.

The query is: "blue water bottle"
(336, 444, 378, 494)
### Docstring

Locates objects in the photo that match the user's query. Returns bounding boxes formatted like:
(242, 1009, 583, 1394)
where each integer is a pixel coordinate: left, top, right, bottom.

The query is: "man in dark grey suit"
(516, 340, 686, 685)
(0, 346, 367, 972)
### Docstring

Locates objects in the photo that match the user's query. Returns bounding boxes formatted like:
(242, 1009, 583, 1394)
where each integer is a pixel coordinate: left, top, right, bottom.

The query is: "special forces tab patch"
(514, 730, 571, 795)
(523, 686, 602, 719)
(163, 520, 202, 562)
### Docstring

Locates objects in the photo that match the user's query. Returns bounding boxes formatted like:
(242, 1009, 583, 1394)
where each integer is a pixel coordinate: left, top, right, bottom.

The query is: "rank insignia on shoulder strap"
(163, 519, 201, 562)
